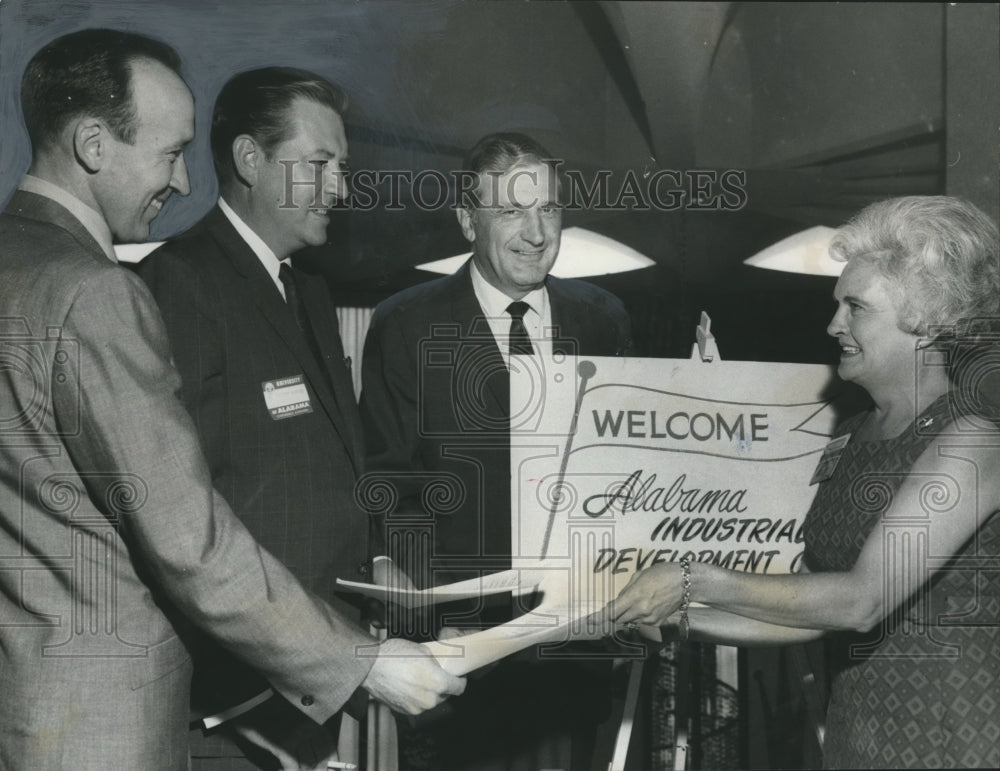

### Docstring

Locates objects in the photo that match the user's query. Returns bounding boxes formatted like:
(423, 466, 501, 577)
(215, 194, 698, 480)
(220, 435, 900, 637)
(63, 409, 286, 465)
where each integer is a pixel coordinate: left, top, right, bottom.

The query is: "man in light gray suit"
(0, 28, 463, 771)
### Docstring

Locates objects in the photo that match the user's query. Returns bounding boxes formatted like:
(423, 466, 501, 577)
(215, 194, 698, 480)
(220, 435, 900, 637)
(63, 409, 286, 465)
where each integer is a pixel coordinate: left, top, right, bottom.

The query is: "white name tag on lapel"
(262, 375, 313, 420)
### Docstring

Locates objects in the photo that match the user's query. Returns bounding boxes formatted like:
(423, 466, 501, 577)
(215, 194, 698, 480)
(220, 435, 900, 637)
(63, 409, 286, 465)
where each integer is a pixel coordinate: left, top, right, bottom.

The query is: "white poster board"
(344, 353, 855, 674)
(511, 354, 847, 583)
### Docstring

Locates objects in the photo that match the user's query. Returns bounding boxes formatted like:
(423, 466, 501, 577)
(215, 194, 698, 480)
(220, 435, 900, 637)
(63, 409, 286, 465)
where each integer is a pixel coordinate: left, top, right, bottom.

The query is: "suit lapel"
(449, 262, 509, 421)
(547, 276, 618, 357)
(7, 190, 110, 264)
(205, 208, 361, 474)
(547, 278, 578, 357)
(297, 273, 364, 467)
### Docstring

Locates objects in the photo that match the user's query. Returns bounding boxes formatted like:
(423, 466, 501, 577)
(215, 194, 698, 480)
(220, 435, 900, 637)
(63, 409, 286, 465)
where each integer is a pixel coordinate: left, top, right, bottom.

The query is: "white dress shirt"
(218, 197, 289, 298)
(469, 260, 553, 368)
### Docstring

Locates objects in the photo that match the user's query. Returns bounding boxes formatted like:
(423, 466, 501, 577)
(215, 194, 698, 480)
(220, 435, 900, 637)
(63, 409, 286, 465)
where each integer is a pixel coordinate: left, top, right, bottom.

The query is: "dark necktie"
(279, 261, 334, 394)
(279, 261, 309, 333)
(506, 300, 534, 356)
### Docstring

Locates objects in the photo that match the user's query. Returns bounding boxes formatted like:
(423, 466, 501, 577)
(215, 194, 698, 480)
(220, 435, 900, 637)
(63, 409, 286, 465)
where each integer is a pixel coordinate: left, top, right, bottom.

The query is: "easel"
(607, 313, 718, 771)
(354, 626, 396, 771)
(690, 311, 720, 364)
(312, 625, 389, 771)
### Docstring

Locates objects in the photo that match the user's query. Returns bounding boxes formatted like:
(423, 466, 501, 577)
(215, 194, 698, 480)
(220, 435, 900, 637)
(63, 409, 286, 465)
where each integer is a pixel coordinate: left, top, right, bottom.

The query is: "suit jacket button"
(358, 564, 369, 577)
(301, 694, 315, 707)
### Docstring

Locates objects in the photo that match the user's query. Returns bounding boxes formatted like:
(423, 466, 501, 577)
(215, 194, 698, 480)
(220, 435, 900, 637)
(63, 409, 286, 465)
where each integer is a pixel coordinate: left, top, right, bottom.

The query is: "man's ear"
(232, 135, 259, 186)
(456, 207, 476, 243)
(72, 118, 105, 173)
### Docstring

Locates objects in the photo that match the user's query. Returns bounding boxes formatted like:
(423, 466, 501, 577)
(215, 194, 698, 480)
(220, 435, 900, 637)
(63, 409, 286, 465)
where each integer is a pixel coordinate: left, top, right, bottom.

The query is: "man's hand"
(371, 557, 417, 594)
(611, 562, 684, 627)
(435, 626, 473, 641)
(362, 637, 466, 715)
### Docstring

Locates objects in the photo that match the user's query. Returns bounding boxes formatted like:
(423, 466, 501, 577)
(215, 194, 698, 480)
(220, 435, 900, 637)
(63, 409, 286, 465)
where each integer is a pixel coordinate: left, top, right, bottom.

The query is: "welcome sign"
(509, 354, 853, 616)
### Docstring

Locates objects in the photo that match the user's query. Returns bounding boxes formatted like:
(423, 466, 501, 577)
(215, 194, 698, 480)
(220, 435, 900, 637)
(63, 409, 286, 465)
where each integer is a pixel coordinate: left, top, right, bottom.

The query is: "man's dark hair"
(21, 28, 182, 152)
(211, 67, 348, 183)
(463, 132, 554, 176)
(461, 132, 560, 208)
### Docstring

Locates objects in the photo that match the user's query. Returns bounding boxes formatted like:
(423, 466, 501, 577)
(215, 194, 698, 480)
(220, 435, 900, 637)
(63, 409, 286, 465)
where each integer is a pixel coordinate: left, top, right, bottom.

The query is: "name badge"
(809, 433, 851, 485)
(262, 375, 313, 420)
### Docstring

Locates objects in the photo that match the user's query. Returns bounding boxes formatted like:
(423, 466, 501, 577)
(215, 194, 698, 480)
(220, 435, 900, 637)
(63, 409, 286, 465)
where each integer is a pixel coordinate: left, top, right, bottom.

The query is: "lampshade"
(416, 226, 655, 277)
(743, 226, 843, 276)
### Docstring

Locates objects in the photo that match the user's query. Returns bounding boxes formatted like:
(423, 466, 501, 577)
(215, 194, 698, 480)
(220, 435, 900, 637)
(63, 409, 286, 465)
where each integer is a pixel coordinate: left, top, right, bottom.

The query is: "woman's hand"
(611, 562, 684, 627)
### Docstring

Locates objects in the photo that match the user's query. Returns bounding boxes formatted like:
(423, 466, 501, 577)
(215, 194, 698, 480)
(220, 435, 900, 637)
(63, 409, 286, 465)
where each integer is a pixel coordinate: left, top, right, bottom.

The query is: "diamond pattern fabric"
(803, 395, 1000, 768)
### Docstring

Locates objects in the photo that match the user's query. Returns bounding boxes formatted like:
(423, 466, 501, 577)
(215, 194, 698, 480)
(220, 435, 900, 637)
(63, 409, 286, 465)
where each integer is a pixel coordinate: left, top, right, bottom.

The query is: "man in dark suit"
(136, 68, 442, 769)
(0, 33, 462, 771)
(360, 132, 632, 770)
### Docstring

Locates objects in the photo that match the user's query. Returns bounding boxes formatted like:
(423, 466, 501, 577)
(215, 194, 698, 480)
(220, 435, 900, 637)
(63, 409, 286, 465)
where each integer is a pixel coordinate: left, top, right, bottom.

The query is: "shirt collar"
(19, 175, 116, 262)
(469, 259, 547, 320)
(218, 197, 287, 295)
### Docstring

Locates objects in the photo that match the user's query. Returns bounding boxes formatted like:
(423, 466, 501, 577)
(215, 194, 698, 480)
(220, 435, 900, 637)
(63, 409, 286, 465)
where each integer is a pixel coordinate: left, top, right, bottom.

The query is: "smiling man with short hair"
(361, 131, 632, 771)
(137, 66, 462, 770)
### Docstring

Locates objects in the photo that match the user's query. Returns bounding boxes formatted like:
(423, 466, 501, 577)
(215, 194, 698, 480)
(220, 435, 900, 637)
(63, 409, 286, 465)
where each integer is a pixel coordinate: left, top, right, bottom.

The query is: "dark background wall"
(2, 1, 996, 362)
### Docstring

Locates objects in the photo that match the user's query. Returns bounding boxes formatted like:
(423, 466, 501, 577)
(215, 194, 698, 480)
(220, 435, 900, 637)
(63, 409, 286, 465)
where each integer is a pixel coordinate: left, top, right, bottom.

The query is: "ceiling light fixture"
(416, 226, 655, 278)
